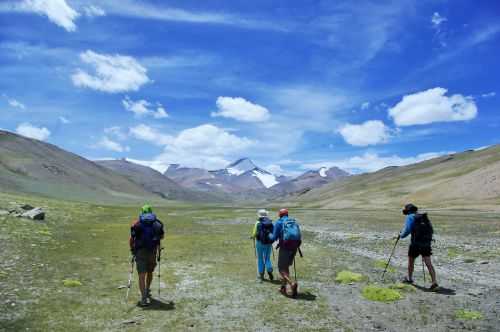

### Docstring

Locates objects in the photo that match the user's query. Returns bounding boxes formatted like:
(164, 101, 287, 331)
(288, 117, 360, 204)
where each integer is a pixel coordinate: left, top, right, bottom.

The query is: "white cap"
(257, 209, 268, 217)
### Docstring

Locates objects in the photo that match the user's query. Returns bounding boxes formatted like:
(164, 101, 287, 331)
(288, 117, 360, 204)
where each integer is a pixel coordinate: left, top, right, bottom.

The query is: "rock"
(20, 204, 34, 211)
(117, 285, 127, 289)
(480, 261, 489, 265)
(21, 207, 45, 220)
(0, 210, 9, 216)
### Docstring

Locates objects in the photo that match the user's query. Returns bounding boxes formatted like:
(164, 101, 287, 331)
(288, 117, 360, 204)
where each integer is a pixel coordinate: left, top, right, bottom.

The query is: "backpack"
(411, 213, 433, 246)
(133, 213, 164, 251)
(281, 217, 302, 250)
(257, 217, 274, 244)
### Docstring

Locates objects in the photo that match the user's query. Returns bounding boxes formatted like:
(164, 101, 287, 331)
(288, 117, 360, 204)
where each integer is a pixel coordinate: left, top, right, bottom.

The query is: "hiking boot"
(291, 283, 298, 298)
(138, 296, 149, 307)
(146, 288, 152, 299)
(279, 285, 287, 296)
(402, 277, 414, 284)
(429, 283, 439, 291)
(259, 273, 265, 281)
(268, 271, 274, 281)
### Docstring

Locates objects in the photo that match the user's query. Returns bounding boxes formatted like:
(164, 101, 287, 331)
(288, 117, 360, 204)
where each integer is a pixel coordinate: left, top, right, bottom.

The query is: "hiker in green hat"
(129, 204, 164, 306)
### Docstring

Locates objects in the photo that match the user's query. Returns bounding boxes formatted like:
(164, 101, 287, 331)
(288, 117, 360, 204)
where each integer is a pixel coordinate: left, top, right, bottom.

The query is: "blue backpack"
(281, 217, 301, 250)
(134, 213, 164, 251)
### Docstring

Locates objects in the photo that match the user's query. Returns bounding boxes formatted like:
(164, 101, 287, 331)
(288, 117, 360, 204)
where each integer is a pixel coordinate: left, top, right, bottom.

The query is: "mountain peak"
(226, 158, 257, 175)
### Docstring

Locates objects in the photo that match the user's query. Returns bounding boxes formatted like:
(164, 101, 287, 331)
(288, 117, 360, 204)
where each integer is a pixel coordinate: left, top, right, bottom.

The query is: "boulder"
(21, 207, 45, 220)
(20, 204, 34, 211)
(0, 210, 9, 216)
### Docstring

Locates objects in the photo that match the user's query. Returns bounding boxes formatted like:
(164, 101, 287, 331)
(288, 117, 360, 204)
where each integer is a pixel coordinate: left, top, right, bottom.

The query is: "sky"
(1, 0, 499, 176)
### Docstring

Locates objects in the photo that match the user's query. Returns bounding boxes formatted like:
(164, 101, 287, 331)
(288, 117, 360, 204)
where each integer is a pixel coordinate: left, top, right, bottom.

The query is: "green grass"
(455, 310, 483, 320)
(335, 270, 365, 284)
(374, 259, 396, 273)
(361, 284, 402, 302)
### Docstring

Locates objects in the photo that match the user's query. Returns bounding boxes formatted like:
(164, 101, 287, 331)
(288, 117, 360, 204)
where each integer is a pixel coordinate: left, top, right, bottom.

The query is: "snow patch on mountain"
(319, 167, 327, 178)
(253, 170, 278, 188)
(227, 167, 245, 176)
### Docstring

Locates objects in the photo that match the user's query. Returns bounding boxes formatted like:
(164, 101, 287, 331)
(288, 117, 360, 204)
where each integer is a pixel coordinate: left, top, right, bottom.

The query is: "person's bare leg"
(423, 256, 437, 284)
(280, 269, 293, 286)
(146, 272, 153, 290)
(408, 256, 415, 281)
(138, 272, 146, 298)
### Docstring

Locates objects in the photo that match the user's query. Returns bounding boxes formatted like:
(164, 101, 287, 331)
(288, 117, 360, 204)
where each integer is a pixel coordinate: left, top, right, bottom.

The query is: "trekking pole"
(382, 235, 400, 280)
(253, 238, 257, 258)
(125, 255, 135, 303)
(158, 245, 164, 298)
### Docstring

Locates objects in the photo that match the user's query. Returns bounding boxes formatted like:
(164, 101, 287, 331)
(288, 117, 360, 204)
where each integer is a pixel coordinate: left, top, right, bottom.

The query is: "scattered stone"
(0, 210, 9, 216)
(121, 319, 140, 325)
(20, 204, 34, 211)
(479, 261, 489, 265)
(21, 207, 45, 220)
(117, 285, 127, 289)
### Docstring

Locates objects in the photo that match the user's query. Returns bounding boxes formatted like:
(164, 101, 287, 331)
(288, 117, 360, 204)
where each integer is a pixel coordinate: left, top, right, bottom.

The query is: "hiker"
(129, 204, 164, 306)
(269, 208, 301, 297)
(399, 203, 438, 290)
(251, 209, 274, 281)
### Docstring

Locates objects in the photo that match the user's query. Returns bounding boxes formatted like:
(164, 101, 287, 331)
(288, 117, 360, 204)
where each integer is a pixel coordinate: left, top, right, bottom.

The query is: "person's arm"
(399, 215, 414, 239)
(129, 221, 138, 254)
(251, 221, 259, 238)
(156, 219, 165, 240)
(270, 220, 282, 242)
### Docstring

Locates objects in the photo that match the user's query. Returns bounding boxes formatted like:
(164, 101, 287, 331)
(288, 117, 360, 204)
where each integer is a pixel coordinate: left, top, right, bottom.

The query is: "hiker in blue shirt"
(269, 208, 301, 297)
(251, 209, 274, 281)
(399, 203, 438, 290)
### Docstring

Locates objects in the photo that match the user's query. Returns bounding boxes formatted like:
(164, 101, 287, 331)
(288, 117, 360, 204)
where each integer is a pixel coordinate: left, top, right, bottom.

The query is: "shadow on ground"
(413, 284, 456, 295)
(139, 299, 176, 311)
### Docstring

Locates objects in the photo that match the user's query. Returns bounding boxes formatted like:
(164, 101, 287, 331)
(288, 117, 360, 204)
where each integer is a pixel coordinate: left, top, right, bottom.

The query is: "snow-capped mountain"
(164, 159, 349, 194)
(270, 166, 349, 194)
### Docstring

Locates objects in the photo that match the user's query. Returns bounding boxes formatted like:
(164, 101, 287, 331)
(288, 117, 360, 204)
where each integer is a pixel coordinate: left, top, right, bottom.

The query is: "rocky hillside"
(270, 166, 349, 196)
(289, 145, 500, 210)
(0, 130, 157, 204)
(96, 159, 226, 202)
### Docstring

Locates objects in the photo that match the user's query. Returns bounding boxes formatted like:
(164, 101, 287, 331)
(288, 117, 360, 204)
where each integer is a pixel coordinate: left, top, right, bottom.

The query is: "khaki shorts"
(135, 248, 157, 273)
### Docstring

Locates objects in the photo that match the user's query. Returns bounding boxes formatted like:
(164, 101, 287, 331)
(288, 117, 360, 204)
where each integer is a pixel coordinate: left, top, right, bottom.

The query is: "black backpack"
(257, 217, 274, 244)
(411, 213, 433, 246)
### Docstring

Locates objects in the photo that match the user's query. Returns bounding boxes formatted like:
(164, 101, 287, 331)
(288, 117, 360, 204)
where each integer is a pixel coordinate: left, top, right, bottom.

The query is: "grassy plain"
(1, 192, 499, 331)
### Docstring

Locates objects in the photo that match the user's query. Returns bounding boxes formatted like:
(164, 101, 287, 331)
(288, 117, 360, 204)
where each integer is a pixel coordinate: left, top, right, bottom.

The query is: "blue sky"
(1, 0, 499, 175)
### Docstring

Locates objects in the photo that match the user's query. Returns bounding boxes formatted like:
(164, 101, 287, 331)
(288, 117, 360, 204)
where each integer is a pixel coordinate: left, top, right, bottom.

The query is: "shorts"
(135, 248, 157, 273)
(278, 247, 297, 271)
(408, 244, 432, 258)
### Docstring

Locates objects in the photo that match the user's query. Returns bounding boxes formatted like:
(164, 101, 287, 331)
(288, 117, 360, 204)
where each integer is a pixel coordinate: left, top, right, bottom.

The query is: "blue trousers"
(256, 240, 273, 274)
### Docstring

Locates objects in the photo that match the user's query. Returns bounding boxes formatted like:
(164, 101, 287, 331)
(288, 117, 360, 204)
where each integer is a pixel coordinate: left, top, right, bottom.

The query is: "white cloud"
(8, 98, 26, 109)
(72, 50, 151, 93)
(96, 136, 129, 153)
(388, 87, 477, 126)
(361, 102, 370, 110)
(431, 12, 447, 28)
(303, 151, 452, 174)
(339, 120, 392, 146)
(129, 124, 172, 146)
(130, 124, 255, 169)
(16, 0, 80, 32)
(99, 0, 285, 31)
(481, 92, 496, 98)
(59, 116, 70, 124)
(212, 96, 270, 122)
(104, 126, 127, 140)
(122, 97, 168, 119)
(83, 5, 105, 17)
(16, 122, 50, 141)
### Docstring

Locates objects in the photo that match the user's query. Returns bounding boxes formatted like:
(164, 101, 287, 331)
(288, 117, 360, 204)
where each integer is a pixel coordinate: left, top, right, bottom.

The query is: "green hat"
(141, 204, 153, 214)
